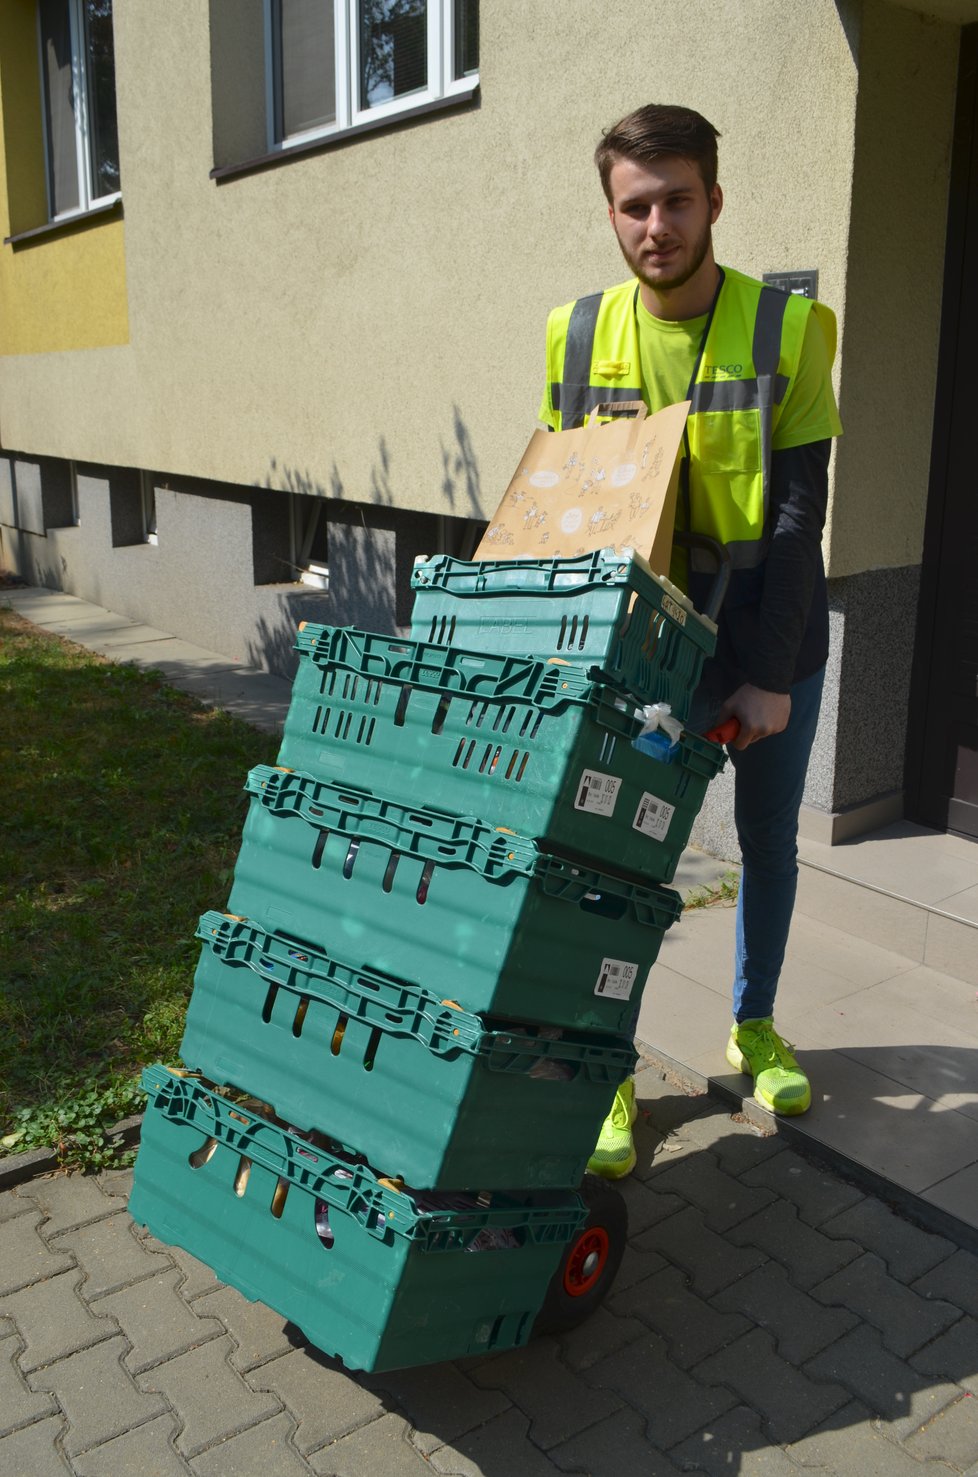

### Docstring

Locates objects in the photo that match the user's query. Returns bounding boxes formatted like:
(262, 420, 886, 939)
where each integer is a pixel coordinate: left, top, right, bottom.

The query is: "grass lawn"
(0, 607, 279, 1168)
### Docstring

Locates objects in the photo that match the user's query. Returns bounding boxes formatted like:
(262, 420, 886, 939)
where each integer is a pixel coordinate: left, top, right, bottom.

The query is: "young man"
(539, 104, 842, 1177)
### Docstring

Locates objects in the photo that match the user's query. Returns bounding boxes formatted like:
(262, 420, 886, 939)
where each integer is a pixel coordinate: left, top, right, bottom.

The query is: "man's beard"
(616, 219, 713, 295)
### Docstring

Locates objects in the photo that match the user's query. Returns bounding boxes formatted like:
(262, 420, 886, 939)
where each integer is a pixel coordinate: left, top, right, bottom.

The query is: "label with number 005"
(574, 769, 621, 818)
(633, 792, 675, 841)
(594, 957, 640, 1001)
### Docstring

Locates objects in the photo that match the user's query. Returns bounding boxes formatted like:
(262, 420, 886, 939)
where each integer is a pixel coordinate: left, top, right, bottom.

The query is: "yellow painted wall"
(0, 0, 128, 355)
(0, 0, 47, 235)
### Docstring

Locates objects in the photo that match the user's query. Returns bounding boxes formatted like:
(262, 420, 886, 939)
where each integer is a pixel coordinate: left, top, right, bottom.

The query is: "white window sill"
(299, 568, 329, 591)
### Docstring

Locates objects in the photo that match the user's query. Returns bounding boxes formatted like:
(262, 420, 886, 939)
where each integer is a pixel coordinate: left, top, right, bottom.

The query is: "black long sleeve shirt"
(688, 438, 831, 698)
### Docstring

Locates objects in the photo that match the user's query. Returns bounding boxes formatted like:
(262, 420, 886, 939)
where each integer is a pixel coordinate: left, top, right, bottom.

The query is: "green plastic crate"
(279, 623, 726, 880)
(227, 767, 683, 1034)
(410, 549, 716, 720)
(129, 1066, 584, 1372)
(181, 911, 637, 1189)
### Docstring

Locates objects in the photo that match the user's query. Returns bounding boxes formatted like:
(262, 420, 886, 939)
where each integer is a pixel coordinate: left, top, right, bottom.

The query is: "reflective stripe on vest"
(551, 291, 644, 428)
(742, 284, 790, 574)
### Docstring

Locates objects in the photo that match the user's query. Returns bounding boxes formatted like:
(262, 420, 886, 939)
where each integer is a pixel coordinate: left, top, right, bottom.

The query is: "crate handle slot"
(294, 623, 592, 710)
(145, 1065, 590, 1249)
(195, 913, 639, 1079)
(246, 766, 538, 881)
(188, 1135, 217, 1169)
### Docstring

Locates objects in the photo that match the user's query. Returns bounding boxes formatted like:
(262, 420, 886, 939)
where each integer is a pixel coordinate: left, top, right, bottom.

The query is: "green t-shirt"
(634, 294, 841, 447)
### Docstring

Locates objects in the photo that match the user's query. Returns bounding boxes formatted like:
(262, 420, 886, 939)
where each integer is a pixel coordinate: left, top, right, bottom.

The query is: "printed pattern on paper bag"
(473, 400, 689, 563)
(574, 770, 621, 817)
(633, 792, 675, 840)
(595, 957, 640, 1001)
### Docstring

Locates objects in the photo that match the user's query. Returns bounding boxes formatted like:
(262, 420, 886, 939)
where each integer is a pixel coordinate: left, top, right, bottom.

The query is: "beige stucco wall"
(0, 0, 956, 577)
(825, 0, 958, 576)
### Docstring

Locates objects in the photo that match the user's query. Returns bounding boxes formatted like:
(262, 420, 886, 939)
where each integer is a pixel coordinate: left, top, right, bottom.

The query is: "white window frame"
(289, 493, 329, 588)
(68, 461, 80, 525)
(37, 0, 122, 222)
(140, 471, 158, 545)
(264, 0, 478, 154)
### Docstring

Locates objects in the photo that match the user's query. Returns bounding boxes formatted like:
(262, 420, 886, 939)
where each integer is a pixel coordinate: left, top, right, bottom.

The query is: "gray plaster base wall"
(688, 562, 923, 860)
(813, 563, 921, 813)
(0, 454, 477, 680)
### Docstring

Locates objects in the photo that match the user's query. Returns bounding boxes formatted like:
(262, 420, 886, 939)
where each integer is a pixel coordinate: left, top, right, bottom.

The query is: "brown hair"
(595, 104, 721, 200)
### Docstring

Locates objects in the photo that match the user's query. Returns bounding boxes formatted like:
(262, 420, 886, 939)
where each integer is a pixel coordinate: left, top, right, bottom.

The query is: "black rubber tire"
(533, 1174, 628, 1336)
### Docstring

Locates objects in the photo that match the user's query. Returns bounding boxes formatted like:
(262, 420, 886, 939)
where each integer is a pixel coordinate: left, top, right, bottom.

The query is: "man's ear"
(710, 184, 723, 225)
(607, 203, 616, 228)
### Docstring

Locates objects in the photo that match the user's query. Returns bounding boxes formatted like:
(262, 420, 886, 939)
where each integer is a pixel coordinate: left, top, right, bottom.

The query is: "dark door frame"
(905, 23, 978, 833)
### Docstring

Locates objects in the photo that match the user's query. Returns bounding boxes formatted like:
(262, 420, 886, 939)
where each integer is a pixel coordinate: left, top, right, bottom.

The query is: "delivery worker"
(539, 103, 842, 1176)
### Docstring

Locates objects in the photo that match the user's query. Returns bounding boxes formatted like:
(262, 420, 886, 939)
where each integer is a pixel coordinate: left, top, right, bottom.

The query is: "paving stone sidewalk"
(2, 1061, 977, 1477)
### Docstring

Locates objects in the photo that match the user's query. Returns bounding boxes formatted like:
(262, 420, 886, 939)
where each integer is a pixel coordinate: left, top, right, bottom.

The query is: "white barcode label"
(574, 770, 621, 817)
(633, 792, 676, 840)
(595, 957, 640, 1001)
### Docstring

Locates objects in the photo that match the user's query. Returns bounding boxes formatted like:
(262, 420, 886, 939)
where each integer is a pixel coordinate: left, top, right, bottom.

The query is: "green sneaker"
(587, 1078, 637, 1180)
(726, 1018, 811, 1115)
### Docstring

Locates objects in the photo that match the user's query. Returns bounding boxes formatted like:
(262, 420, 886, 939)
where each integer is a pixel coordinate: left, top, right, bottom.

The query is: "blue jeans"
(690, 665, 826, 1023)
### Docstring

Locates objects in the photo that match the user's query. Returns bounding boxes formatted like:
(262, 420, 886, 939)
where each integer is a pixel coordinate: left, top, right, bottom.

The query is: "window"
(266, 0, 478, 149)
(38, 0, 120, 220)
(140, 471, 158, 545)
(108, 467, 157, 548)
(290, 494, 328, 588)
(69, 462, 80, 525)
(251, 489, 329, 586)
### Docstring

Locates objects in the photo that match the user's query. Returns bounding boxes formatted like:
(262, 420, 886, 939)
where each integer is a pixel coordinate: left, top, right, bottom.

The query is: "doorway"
(907, 25, 978, 840)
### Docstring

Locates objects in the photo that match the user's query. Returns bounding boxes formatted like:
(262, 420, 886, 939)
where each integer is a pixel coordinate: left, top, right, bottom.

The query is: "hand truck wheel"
(533, 1173, 628, 1336)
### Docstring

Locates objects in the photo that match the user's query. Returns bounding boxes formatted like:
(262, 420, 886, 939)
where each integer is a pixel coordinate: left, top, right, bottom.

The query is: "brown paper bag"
(475, 400, 689, 575)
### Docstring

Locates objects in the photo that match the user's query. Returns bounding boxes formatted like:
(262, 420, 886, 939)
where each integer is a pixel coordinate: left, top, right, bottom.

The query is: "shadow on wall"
(244, 606, 323, 684)
(263, 457, 345, 504)
(265, 402, 486, 519)
(249, 406, 489, 673)
(440, 402, 485, 520)
(373, 405, 488, 519)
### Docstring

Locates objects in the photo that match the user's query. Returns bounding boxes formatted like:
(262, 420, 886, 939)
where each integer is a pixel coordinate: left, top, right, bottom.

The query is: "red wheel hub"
(563, 1226, 610, 1297)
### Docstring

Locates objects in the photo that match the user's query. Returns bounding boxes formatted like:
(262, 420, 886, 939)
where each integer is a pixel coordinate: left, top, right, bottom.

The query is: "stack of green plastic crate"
(130, 548, 723, 1371)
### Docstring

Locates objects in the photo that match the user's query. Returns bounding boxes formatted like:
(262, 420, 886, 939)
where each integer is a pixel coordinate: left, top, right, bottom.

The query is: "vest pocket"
(690, 468, 765, 552)
(692, 408, 762, 473)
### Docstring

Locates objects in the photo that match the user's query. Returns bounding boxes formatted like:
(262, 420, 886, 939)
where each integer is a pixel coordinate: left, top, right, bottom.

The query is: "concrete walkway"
(2, 584, 978, 1473)
(639, 865, 978, 1248)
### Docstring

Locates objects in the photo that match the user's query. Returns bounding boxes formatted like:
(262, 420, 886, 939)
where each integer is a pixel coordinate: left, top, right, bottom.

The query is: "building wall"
(0, 0, 860, 518)
(806, 2, 958, 835)
(825, 0, 959, 577)
(0, 457, 450, 677)
(690, 0, 960, 857)
(0, 0, 966, 846)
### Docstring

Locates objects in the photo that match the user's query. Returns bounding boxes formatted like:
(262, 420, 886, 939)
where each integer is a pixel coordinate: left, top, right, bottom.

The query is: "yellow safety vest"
(544, 266, 837, 572)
